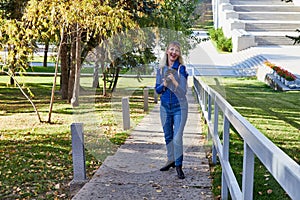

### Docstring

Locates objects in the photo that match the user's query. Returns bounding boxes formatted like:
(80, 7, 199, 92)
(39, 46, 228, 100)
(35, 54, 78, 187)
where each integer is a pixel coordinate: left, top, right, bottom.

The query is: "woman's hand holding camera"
(163, 71, 178, 88)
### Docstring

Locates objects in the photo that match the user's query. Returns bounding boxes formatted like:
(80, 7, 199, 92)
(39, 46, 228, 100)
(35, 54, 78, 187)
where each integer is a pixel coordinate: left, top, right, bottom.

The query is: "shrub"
(208, 28, 232, 52)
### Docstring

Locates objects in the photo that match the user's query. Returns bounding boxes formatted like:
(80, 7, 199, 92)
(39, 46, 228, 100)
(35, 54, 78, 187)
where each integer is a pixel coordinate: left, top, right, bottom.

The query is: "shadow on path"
(72, 87, 213, 200)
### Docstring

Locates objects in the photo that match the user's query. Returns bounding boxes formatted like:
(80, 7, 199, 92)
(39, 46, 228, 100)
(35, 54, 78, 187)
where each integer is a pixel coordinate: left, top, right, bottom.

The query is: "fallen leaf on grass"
(54, 183, 60, 190)
(267, 189, 273, 194)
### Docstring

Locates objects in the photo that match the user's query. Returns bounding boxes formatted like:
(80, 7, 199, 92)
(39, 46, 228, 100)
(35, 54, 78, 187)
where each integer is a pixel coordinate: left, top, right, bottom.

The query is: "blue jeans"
(160, 101, 188, 166)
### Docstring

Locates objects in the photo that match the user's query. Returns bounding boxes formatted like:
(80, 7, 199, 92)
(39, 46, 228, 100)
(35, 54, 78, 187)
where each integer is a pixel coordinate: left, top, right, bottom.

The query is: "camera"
(164, 69, 176, 83)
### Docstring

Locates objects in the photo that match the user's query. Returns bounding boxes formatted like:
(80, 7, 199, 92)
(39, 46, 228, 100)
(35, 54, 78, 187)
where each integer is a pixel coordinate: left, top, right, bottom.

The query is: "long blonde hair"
(159, 41, 184, 69)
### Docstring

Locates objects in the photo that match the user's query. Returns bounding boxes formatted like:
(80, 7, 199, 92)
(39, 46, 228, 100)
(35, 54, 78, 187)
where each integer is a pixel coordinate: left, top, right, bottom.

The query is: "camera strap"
(178, 65, 182, 78)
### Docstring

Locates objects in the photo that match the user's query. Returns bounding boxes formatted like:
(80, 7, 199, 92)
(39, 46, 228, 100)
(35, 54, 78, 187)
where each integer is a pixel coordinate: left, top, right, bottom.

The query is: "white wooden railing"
(193, 76, 300, 200)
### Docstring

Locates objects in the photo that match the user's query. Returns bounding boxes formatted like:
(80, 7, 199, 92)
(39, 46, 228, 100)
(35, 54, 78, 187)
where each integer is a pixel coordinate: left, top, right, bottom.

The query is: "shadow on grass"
(0, 76, 155, 199)
(208, 77, 299, 200)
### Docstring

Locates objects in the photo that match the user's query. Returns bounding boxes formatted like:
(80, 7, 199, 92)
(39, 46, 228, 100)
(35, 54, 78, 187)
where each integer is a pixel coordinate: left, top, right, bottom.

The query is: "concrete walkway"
(72, 86, 213, 199)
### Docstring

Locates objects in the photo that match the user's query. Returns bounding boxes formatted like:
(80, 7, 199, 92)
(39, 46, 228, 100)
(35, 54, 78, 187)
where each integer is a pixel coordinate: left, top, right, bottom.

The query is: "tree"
(80, 0, 161, 96)
(1, 0, 201, 122)
(282, 0, 300, 44)
(0, 1, 44, 122)
(286, 29, 300, 44)
(94, 0, 200, 95)
(23, 0, 72, 101)
(1, 0, 136, 122)
(0, 0, 30, 19)
(66, 0, 136, 104)
(0, 18, 35, 85)
(0, 19, 42, 122)
(0, 0, 33, 85)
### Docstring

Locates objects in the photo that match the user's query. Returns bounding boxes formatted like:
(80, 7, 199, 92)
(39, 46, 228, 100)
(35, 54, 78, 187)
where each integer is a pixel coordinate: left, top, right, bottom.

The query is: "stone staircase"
(220, 0, 300, 51)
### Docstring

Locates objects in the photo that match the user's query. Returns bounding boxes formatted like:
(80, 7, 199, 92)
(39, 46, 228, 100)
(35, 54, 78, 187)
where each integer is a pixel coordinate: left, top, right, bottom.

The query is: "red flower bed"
(264, 61, 297, 81)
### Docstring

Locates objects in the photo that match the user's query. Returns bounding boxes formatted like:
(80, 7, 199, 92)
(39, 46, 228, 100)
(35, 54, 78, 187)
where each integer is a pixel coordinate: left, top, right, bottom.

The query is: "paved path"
(72, 86, 213, 200)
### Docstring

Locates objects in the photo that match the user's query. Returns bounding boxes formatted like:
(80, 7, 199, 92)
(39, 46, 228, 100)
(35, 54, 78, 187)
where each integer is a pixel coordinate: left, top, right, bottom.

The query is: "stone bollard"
(143, 88, 149, 112)
(154, 89, 158, 103)
(122, 97, 130, 130)
(69, 123, 88, 197)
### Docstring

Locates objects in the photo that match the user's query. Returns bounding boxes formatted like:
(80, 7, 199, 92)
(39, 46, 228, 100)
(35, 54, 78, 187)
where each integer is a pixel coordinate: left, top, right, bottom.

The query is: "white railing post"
(198, 82, 202, 105)
(222, 116, 230, 199)
(208, 95, 212, 121)
(199, 87, 203, 107)
(203, 90, 206, 113)
(202, 87, 205, 108)
(242, 143, 254, 200)
(212, 100, 219, 165)
(207, 95, 212, 140)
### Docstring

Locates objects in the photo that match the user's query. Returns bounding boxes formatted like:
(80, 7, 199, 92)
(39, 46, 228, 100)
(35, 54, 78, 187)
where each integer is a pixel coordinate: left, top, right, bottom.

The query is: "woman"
(155, 41, 188, 179)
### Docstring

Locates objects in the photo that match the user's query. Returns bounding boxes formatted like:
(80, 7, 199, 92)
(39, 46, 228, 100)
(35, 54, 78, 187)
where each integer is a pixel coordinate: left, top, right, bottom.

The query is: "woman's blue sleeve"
(155, 69, 164, 94)
(175, 65, 188, 96)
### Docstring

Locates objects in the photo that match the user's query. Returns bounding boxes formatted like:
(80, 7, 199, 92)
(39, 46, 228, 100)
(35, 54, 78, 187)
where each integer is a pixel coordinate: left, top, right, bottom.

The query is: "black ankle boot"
(160, 161, 175, 171)
(176, 166, 185, 179)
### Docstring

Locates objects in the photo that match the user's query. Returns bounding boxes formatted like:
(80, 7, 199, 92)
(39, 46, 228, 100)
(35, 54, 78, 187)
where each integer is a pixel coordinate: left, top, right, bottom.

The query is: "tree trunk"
(48, 28, 64, 123)
(43, 41, 49, 67)
(71, 24, 82, 107)
(60, 33, 69, 99)
(111, 67, 120, 92)
(8, 45, 16, 85)
(10, 76, 14, 85)
(92, 60, 100, 88)
(101, 62, 107, 96)
(68, 25, 77, 103)
(3, 71, 43, 122)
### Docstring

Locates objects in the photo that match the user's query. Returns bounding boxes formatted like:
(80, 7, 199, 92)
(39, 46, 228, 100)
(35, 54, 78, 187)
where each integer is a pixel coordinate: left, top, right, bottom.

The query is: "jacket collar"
(167, 59, 180, 70)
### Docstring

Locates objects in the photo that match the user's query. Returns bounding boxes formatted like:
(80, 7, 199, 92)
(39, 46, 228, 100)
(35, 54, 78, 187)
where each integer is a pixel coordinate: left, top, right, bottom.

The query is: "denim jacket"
(155, 60, 188, 104)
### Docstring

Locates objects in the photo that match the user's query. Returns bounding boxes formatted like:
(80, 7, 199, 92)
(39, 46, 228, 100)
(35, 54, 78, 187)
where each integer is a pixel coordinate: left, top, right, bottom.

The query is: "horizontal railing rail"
(193, 76, 300, 200)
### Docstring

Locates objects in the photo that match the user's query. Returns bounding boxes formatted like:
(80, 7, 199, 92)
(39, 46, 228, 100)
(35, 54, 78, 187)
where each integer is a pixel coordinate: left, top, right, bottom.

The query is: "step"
(238, 12, 300, 21)
(230, 0, 293, 5)
(250, 31, 300, 37)
(249, 31, 300, 45)
(255, 36, 296, 45)
(243, 20, 300, 31)
(234, 5, 300, 12)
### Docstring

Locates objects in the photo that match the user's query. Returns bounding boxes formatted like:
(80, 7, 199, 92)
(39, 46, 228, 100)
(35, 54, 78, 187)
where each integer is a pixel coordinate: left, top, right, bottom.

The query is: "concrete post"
(122, 97, 130, 130)
(154, 90, 158, 103)
(71, 123, 86, 180)
(143, 88, 149, 112)
(70, 123, 87, 196)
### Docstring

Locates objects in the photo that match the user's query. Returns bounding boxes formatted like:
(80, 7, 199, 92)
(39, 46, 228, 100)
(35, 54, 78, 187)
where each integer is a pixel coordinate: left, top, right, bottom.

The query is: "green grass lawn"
(203, 77, 299, 200)
(0, 75, 156, 199)
(1, 74, 299, 199)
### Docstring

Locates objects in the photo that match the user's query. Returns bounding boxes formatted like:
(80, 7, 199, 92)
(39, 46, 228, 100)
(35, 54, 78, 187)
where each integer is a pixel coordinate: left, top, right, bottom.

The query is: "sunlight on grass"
(203, 77, 299, 200)
(0, 75, 156, 199)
